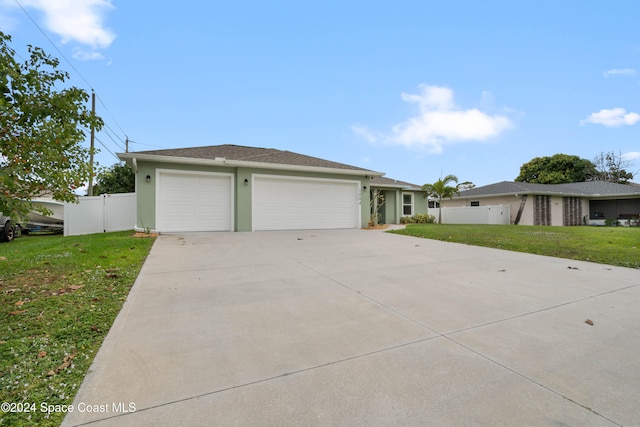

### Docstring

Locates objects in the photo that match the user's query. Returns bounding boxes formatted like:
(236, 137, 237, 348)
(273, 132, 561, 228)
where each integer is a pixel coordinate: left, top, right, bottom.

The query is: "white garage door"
(253, 175, 361, 231)
(156, 170, 234, 232)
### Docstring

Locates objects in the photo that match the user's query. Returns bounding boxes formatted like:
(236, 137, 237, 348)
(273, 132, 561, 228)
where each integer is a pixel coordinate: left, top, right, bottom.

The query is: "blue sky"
(1, 0, 639, 187)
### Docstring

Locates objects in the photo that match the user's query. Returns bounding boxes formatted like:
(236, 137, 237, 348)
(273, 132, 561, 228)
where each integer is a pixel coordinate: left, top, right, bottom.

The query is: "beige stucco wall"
(443, 194, 591, 226)
(549, 196, 563, 226)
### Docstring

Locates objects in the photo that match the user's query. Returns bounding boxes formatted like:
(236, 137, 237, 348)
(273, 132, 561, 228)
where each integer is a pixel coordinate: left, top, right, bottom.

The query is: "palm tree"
(422, 175, 473, 224)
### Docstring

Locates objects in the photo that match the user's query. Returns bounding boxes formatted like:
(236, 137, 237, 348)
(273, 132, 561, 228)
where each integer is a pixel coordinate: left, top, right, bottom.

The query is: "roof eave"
(589, 193, 640, 199)
(454, 191, 640, 199)
(453, 192, 523, 199)
(117, 152, 384, 177)
(371, 183, 423, 190)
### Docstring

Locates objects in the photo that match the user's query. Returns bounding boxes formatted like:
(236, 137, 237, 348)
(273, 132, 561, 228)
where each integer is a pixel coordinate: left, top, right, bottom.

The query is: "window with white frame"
(402, 193, 414, 216)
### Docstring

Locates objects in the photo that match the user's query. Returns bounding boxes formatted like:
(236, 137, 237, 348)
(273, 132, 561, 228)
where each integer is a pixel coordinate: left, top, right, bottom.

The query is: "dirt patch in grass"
(363, 224, 389, 230)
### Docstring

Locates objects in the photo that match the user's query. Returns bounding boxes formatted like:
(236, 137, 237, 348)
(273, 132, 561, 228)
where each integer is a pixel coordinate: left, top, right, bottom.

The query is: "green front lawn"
(391, 224, 640, 269)
(0, 231, 155, 426)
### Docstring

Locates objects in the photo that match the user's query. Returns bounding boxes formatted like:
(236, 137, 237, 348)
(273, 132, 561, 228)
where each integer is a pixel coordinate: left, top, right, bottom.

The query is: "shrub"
(413, 214, 435, 224)
(400, 216, 414, 224)
(400, 214, 435, 224)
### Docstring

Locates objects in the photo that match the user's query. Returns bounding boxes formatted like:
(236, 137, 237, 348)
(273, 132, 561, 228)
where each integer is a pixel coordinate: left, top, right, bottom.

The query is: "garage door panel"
(157, 171, 233, 232)
(253, 175, 360, 231)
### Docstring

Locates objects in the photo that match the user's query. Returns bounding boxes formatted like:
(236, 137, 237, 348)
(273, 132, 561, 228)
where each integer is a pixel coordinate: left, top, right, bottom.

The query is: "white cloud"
(354, 84, 513, 153)
(351, 125, 382, 143)
(581, 108, 640, 127)
(603, 68, 636, 78)
(15, 0, 115, 57)
(72, 47, 104, 61)
(0, 4, 19, 32)
(622, 151, 640, 161)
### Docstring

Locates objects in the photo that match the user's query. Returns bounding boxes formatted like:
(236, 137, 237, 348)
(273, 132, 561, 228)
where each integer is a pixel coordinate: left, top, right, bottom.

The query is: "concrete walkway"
(63, 229, 640, 426)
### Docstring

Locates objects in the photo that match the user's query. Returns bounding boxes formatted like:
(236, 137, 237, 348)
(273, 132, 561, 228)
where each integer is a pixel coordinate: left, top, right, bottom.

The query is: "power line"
(102, 125, 126, 152)
(80, 125, 121, 162)
(95, 93, 128, 140)
(127, 140, 166, 149)
(13, 0, 131, 157)
(94, 135, 120, 162)
(13, 0, 94, 90)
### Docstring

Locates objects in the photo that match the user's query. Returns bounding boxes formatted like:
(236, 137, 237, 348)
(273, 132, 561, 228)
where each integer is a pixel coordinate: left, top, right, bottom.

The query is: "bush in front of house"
(400, 214, 436, 224)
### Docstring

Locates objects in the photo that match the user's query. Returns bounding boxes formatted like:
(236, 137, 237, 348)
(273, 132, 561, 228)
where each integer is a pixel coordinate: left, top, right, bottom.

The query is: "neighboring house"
(369, 176, 428, 224)
(442, 181, 640, 226)
(118, 144, 428, 233)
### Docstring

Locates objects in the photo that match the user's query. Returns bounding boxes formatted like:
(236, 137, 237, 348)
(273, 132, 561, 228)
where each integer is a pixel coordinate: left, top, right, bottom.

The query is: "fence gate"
(64, 193, 136, 236)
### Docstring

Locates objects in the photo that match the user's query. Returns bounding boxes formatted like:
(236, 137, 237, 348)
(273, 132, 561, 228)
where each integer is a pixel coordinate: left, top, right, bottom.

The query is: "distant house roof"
(370, 176, 423, 190)
(454, 180, 640, 199)
(119, 144, 384, 177)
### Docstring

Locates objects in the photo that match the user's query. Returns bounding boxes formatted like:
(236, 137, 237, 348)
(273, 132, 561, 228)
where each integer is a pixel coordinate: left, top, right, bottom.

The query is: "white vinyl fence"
(437, 205, 510, 225)
(64, 193, 136, 236)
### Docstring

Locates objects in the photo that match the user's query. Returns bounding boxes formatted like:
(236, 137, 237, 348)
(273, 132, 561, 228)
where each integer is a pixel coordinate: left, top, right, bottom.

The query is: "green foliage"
(0, 231, 155, 426)
(422, 175, 473, 224)
(92, 163, 135, 195)
(0, 31, 103, 221)
(515, 154, 597, 184)
(391, 224, 640, 269)
(400, 213, 435, 224)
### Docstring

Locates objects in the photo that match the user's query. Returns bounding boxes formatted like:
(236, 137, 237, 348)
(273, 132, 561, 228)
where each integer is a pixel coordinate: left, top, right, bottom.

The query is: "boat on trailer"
(24, 198, 65, 234)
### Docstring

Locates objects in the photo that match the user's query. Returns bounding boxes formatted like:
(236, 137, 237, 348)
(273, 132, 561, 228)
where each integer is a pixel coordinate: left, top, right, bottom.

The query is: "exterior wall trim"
(120, 152, 382, 178)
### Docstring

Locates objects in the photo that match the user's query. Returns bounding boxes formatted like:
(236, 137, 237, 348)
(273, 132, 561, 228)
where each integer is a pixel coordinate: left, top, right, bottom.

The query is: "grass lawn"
(390, 224, 640, 269)
(0, 231, 155, 426)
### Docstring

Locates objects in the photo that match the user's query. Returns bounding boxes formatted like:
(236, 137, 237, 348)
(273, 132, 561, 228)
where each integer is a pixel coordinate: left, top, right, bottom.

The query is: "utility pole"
(87, 90, 96, 196)
(125, 137, 129, 153)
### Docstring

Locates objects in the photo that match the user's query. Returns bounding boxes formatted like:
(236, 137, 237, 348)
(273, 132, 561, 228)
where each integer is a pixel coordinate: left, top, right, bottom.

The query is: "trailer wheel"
(1, 221, 15, 242)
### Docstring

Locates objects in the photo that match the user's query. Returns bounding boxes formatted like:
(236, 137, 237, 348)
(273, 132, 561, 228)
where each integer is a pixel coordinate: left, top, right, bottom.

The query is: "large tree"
(592, 151, 634, 184)
(422, 175, 473, 224)
(515, 154, 596, 184)
(92, 162, 135, 195)
(0, 31, 103, 220)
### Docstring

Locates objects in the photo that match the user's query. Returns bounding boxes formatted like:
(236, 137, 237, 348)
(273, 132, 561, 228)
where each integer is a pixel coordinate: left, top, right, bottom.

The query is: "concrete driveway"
(64, 229, 640, 426)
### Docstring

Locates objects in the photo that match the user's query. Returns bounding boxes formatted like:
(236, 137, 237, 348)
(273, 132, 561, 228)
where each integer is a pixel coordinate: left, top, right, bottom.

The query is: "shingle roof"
(125, 144, 379, 174)
(370, 176, 423, 190)
(455, 180, 640, 198)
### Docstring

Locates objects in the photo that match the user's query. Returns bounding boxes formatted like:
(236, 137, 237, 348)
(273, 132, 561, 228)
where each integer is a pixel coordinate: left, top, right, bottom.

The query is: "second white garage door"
(156, 170, 234, 232)
(252, 175, 361, 231)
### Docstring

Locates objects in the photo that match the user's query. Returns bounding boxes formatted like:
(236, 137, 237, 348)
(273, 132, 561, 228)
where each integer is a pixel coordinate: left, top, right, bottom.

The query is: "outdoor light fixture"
(244, 178, 249, 185)
(146, 175, 151, 182)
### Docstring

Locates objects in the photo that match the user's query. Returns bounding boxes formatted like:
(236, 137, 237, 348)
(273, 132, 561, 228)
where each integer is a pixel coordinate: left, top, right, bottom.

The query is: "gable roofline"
(118, 144, 384, 177)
